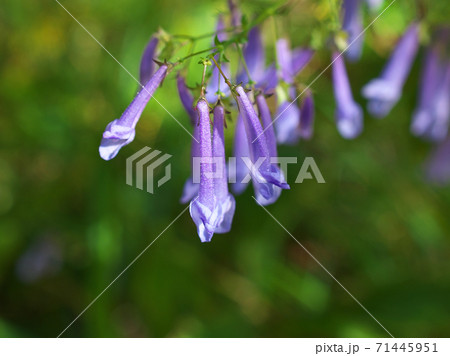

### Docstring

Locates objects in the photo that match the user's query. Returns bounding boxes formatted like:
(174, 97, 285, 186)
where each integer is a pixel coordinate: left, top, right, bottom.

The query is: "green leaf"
(221, 53, 230, 63)
(214, 35, 221, 47)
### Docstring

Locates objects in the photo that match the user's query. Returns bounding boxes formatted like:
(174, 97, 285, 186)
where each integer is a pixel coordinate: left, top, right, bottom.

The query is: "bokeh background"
(0, 0, 449, 337)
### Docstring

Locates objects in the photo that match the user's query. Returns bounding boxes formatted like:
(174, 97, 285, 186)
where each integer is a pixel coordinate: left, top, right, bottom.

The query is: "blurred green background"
(0, 0, 449, 338)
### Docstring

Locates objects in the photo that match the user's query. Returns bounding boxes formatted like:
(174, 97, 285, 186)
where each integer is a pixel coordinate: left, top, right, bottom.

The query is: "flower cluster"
(99, 0, 450, 241)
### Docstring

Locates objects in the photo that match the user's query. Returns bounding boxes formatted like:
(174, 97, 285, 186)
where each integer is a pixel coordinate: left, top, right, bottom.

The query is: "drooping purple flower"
(177, 73, 200, 203)
(231, 114, 251, 195)
(425, 138, 450, 185)
(139, 36, 159, 85)
(235, 86, 289, 205)
(238, 27, 284, 94)
(212, 103, 236, 233)
(342, 0, 364, 62)
(362, 23, 420, 118)
(275, 39, 300, 144)
(422, 66, 450, 141)
(332, 52, 364, 139)
(99, 64, 168, 160)
(276, 39, 294, 84)
(299, 90, 315, 140)
(189, 99, 236, 241)
(411, 47, 450, 142)
(277, 39, 314, 83)
(239, 27, 266, 84)
(274, 40, 314, 145)
(189, 99, 218, 242)
(245, 27, 265, 80)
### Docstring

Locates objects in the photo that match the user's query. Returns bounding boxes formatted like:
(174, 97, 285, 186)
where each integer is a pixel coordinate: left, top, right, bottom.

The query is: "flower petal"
(139, 36, 159, 85)
(299, 91, 315, 139)
(231, 114, 251, 195)
(291, 48, 314, 75)
(180, 177, 199, 204)
(275, 101, 301, 145)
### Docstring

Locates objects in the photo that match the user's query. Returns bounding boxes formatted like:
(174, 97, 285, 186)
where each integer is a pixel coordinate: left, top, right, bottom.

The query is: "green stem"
(173, 27, 238, 41)
(176, 46, 218, 64)
(183, 41, 196, 69)
(200, 62, 208, 96)
(236, 43, 253, 85)
(173, 1, 287, 45)
(210, 56, 232, 89)
(168, 1, 289, 68)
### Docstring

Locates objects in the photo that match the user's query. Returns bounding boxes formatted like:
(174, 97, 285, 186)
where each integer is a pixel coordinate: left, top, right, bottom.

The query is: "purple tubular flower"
(177, 73, 200, 204)
(276, 39, 294, 84)
(212, 104, 236, 233)
(362, 23, 420, 118)
(189, 100, 236, 241)
(426, 138, 450, 185)
(299, 90, 315, 140)
(342, 0, 364, 62)
(275, 101, 301, 145)
(240, 27, 266, 84)
(139, 36, 159, 85)
(238, 27, 279, 94)
(235, 86, 289, 205)
(411, 47, 450, 142)
(189, 99, 218, 242)
(424, 67, 450, 141)
(231, 114, 251, 195)
(332, 52, 364, 139)
(99, 65, 168, 160)
(274, 40, 314, 145)
(276, 40, 314, 83)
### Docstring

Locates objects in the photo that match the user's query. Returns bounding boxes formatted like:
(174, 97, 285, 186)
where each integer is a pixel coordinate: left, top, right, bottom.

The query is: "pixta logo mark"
(126, 147, 171, 194)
